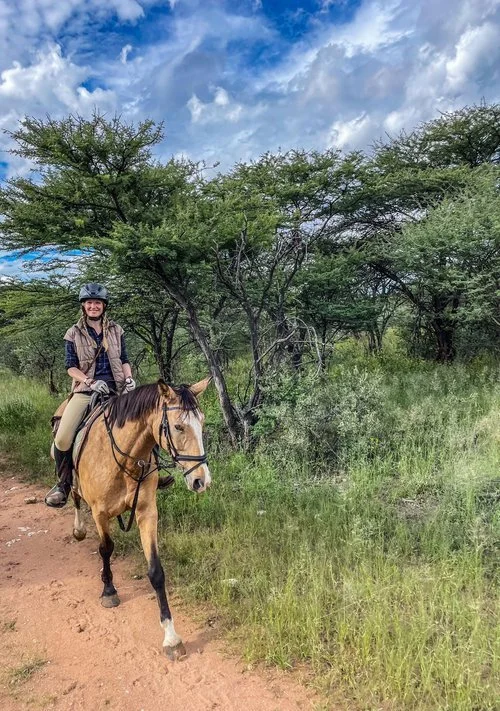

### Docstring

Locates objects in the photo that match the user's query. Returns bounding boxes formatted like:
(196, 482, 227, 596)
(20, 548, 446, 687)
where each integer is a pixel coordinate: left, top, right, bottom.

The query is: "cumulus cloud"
(0, 0, 499, 172)
(0, 252, 27, 279)
(328, 113, 376, 150)
(1, 0, 499, 277)
(187, 87, 245, 124)
(0, 44, 116, 177)
(446, 22, 500, 91)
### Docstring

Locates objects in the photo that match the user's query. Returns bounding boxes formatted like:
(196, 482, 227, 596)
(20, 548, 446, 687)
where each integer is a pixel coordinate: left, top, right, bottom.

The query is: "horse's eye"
(175, 424, 184, 432)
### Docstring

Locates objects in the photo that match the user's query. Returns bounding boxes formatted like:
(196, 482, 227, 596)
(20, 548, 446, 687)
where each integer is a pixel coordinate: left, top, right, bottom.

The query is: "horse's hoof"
(101, 594, 120, 608)
(73, 528, 86, 541)
(164, 642, 187, 661)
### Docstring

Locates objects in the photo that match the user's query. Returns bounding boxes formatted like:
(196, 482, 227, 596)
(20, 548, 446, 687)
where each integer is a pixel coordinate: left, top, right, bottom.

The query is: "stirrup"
(45, 483, 70, 508)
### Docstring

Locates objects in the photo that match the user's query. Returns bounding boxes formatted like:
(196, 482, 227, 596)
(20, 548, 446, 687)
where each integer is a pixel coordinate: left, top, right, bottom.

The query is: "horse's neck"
(119, 416, 157, 460)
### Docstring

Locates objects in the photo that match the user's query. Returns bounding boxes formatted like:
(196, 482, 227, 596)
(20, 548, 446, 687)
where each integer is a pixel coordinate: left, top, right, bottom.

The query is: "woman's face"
(83, 299, 105, 319)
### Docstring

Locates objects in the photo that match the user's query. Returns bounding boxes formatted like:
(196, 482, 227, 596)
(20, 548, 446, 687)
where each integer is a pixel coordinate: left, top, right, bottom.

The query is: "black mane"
(106, 382, 199, 428)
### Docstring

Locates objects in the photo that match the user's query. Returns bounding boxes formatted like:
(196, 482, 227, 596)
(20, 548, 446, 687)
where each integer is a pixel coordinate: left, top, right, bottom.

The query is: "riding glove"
(124, 377, 136, 392)
(89, 379, 110, 394)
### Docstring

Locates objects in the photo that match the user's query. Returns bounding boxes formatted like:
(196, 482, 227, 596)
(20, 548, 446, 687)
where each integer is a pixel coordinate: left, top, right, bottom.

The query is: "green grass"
(0, 370, 57, 483)
(6, 656, 48, 686)
(2, 619, 17, 632)
(1, 361, 499, 710)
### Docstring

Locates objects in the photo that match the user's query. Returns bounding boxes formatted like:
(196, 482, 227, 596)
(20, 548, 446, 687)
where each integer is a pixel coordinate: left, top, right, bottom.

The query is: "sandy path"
(0, 474, 319, 711)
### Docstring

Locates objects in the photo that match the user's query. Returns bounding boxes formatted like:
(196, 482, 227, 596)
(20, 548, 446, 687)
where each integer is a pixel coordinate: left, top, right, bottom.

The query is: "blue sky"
(1, 0, 499, 277)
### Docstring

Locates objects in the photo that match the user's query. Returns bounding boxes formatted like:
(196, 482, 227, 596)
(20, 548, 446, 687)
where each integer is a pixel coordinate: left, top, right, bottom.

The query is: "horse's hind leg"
(93, 511, 120, 608)
(136, 503, 186, 660)
(72, 491, 87, 541)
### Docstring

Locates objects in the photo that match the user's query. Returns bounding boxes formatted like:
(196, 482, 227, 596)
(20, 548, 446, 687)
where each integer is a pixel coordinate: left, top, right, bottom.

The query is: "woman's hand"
(124, 377, 136, 392)
(88, 379, 110, 394)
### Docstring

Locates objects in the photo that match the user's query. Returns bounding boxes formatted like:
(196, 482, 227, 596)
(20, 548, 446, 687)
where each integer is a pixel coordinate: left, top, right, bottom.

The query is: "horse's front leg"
(93, 510, 120, 608)
(72, 490, 87, 541)
(136, 502, 186, 660)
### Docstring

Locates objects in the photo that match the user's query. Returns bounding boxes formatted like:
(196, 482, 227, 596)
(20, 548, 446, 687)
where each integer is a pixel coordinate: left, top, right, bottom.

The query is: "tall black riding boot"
(45, 446, 73, 508)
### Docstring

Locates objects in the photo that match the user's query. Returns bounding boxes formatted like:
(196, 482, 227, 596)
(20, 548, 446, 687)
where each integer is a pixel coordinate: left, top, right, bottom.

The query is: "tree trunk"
(48, 367, 58, 395)
(184, 301, 241, 446)
(367, 325, 383, 354)
(432, 318, 456, 362)
(163, 308, 179, 382)
(149, 319, 169, 382)
(153, 263, 241, 447)
(431, 294, 459, 362)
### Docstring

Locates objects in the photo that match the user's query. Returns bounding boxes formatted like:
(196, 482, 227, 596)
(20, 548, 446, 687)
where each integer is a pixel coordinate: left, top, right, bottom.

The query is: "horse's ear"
(157, 379, 176, 403)
(189, 376, 212, 398)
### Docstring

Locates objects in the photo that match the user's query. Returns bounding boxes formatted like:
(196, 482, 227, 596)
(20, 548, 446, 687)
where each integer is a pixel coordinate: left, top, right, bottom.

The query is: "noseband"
(159, 404, 208, 479)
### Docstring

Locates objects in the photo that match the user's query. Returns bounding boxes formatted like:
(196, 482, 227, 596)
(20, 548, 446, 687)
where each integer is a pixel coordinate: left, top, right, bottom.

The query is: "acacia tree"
(0, 280, 75, 392)
(0, 113, 242, 444)
(391, 168, 500, 360)
(357, 104, 500, 360)
(198, 149, 368, 440)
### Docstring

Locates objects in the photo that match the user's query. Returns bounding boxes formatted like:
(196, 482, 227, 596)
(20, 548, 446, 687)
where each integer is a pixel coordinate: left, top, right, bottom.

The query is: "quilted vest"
(64, 318, 126, 394)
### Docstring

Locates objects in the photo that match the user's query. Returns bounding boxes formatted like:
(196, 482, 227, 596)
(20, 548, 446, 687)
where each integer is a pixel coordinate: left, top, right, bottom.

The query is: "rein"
(158, 403, 208, 479)
(101, 400, 208, 533)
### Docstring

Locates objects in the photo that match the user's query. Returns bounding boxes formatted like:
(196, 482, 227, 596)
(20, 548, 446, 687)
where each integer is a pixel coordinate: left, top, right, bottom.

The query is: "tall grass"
(0, 369, 56, 481)
(0, 359, 498, 709)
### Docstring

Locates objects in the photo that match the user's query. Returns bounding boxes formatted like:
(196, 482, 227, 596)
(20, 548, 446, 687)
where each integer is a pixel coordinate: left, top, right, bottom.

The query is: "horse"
(68, 377, 211, 660)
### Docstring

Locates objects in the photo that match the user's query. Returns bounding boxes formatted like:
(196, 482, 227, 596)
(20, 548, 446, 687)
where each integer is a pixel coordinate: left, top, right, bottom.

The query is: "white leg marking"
(161, 618, 182, 648)
(73, 508, 86, 536)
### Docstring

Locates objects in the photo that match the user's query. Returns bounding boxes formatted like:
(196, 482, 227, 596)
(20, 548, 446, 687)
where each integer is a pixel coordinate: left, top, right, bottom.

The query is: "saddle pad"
(72, 406, 105, 470)
(72, 429, 86, 467)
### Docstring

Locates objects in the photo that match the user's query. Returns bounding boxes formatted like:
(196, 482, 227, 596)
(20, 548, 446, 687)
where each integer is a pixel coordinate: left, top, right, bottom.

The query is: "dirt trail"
(0, 474, 319, 711)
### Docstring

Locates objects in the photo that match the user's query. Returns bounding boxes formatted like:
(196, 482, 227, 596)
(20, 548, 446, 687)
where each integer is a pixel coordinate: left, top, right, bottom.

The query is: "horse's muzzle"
(192, 478, 204, 492)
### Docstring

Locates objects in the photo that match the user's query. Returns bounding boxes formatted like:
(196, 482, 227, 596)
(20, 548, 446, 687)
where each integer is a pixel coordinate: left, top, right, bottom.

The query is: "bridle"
(98, 399, 208, 533)
(159, 404, 208, 480)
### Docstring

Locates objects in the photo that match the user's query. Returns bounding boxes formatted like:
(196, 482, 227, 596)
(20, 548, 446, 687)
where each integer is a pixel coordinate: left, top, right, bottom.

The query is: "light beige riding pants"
(54, 393, 92, 452)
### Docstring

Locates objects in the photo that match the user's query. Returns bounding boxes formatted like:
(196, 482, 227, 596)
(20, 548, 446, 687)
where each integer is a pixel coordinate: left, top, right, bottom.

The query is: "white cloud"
(0, 44, 115, 111)
(328, 113, 375, 150)
(187, 87, 246, 125)
(120, 43, 133, 64)
(0, 252, 26, 279)
(446, 22, 500, 91)
(0, 0, 499, 176)
(110, 0, 144, 22)
(0, 44, 116, 177)
(1, 0, 500, 277)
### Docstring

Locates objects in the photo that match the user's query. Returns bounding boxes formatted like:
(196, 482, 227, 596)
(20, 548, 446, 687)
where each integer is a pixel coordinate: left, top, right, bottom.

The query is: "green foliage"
(375, 102, 500, 169)
(391, 168, 500, 359)
(1, 104, 500, 448)
(146, 356, 499, 710)
(2, 359, 499, 709)
(0, 401, 38, 434)
(0, 370, 56, 478)
(253, 367, 385, 466)
(0, 102, 499, 709)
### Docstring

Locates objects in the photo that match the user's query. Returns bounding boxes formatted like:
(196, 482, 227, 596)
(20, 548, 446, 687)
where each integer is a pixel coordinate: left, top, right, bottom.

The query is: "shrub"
(254, 367, 386, 469)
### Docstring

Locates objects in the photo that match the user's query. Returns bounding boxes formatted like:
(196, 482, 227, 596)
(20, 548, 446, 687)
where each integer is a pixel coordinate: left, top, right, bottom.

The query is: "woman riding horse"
(45, 282, 136, 507)
(44, 283, 212, 659)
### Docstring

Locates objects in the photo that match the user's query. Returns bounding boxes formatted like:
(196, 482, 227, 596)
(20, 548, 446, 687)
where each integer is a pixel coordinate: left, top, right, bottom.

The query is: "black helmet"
(79, 283, 109, 304)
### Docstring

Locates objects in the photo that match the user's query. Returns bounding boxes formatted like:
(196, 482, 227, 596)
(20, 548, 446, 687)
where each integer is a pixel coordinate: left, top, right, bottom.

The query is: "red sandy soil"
(0, 473, 322, 711)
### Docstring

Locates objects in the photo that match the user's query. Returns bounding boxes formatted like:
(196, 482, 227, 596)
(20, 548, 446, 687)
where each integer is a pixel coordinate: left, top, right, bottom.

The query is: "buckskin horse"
(63, 378, 211, 660)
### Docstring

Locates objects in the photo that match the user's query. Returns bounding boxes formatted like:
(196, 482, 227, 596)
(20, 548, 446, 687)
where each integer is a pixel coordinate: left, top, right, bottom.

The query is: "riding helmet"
(79, 283, 109, 304)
